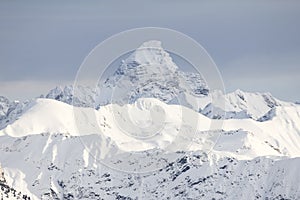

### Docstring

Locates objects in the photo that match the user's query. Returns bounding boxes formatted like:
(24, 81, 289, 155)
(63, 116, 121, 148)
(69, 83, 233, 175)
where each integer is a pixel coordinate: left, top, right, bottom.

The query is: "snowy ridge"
(1, 98, 300, 158)
(199, 89, 287, 120)
(0, 132, 299, 199)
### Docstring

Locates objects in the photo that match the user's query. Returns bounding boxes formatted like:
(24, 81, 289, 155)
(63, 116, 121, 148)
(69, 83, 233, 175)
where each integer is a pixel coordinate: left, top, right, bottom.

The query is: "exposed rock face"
(0, 134, 299, 199)
(45, 40, 209, 109)
(45, 85, 97, 108)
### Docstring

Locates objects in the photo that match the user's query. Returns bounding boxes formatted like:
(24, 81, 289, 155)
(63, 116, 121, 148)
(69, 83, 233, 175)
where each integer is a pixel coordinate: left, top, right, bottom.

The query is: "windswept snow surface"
(0, 97, 299, 199)
(1, 97, 300, 157)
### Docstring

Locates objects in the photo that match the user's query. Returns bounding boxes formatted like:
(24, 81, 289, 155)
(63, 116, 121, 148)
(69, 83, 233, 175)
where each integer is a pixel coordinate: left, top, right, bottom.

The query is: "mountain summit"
(99, 40, 208, 105)
(44, 40, 209, 109)
(124, 40, 178, 71)
(44, 40, 285, 121)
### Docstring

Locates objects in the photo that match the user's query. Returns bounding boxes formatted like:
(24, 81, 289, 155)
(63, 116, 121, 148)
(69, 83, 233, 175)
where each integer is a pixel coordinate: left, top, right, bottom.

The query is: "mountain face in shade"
(45, 40, 208, 109)
(98, 40, 209, 106)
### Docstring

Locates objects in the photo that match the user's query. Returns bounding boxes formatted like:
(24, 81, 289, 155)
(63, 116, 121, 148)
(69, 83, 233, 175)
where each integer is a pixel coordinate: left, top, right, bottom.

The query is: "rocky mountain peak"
(100, 40, 208, 105)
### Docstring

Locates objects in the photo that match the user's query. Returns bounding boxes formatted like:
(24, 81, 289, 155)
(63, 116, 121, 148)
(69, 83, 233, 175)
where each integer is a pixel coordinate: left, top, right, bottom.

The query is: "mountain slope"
(199, 89, 290, 120)
(1, 98, 300, 158)
(0, 133, 299, 199)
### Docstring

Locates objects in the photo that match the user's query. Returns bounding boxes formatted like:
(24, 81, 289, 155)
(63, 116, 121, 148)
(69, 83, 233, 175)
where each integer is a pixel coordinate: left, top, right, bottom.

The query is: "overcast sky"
(0, 0, 299, 102)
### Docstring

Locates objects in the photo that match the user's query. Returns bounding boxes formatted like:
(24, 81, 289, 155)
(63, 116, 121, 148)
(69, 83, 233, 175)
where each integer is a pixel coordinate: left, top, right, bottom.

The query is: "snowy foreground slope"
(0, 98, 299, 199)
(0, 40, 300, 199)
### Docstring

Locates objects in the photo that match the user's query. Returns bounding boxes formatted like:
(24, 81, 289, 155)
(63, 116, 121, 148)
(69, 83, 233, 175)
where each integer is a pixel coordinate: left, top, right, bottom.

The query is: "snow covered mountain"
(45, 40, 209, 110)
(42, 41, 283, 122)
(0, 96, 31, 130)
(0, 40, 299, 199)
(45, 85, 97, 108)
(1, 98, 300, 157)
(199, 89, 290, 120)
(0, 98, 299, 199)
(98, 40, 208, 106)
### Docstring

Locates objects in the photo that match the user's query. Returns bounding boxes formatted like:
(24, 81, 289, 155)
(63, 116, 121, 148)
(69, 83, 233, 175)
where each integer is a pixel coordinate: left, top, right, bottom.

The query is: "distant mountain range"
(0, 41, 299, 199)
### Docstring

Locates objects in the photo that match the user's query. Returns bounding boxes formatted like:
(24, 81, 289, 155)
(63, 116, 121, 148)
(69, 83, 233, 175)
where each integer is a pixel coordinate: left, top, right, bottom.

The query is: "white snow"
(0, 97, 299, 159)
